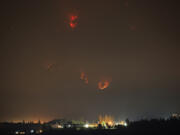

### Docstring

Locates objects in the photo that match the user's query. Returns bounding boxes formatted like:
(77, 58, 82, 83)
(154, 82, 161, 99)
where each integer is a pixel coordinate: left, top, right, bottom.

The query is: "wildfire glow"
(69, 15, 78, 29)
(98, 115, 114, 126)
(70, 15, 78, 21)
(69, 22, 77, 29)
(47, 63, 54, 70)
(43, 60, 56, 71)
(98, 79, 111, 90)
(80, 72, 88, 84)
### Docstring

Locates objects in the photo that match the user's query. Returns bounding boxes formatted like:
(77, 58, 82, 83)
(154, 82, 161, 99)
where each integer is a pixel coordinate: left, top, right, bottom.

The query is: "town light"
(84, 124, 89, 128)
(30, 129, 34, 133)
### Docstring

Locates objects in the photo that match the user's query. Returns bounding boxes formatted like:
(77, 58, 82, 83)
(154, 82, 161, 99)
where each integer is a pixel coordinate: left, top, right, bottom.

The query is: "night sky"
(0, 0, 179, 122)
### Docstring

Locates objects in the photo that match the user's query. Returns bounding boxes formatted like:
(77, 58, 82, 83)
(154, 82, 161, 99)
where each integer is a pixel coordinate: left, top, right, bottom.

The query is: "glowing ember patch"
(47, 63, 53, 70)
(80, 72, 85, 80)
(80, 72, 88, 84)
(98, 80, 110, 90)
(68, 14, 78, 29)
(70, 15, 78, 21)
(43, 60, 56, 71)
(84, 77, 88, 84)
(69, 22, 77, 29)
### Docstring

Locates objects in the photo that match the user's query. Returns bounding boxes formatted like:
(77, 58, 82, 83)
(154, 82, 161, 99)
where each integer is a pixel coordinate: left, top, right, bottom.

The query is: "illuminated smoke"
(80, 72, 88, 84)
(98, 80, 111, 90)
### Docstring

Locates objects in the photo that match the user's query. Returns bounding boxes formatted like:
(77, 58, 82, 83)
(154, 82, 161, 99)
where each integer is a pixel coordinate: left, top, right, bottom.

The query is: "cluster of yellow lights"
(15, 129, 43, 135)
(88, 123, 98, 128)
(57, 125, 63, 128)
(115, 121, 127, 126)
(15, 131, 25, 135)
(39, 129, 43, 133)
(98, 115, 114, 126)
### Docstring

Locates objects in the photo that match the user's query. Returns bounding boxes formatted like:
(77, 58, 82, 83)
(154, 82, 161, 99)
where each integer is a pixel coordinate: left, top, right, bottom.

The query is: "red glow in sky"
(69, 22, 77, 29)
(70, 15, 78, 22)
(69, 14, 78, 29)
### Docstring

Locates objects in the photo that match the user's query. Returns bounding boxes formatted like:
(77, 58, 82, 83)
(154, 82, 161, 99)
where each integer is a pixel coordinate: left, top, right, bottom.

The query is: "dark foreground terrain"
(0, 118, 180, 135)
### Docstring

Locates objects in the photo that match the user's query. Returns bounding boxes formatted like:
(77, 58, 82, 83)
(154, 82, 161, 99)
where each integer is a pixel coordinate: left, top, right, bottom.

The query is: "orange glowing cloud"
(98, 79, 111, 90)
